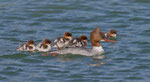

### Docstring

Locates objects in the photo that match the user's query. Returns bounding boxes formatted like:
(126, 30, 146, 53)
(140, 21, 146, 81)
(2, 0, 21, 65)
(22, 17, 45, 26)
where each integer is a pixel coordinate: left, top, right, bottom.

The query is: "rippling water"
(0, 0, 150, 81)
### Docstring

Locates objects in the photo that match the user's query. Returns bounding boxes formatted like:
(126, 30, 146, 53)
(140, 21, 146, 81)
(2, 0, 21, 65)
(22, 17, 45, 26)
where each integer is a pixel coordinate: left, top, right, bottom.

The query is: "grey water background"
(0, 0, 150, 81)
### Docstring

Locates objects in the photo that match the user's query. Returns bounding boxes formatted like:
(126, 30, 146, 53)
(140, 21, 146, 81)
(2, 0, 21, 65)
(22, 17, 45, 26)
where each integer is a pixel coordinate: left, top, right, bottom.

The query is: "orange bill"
(104, 39, 116, 42)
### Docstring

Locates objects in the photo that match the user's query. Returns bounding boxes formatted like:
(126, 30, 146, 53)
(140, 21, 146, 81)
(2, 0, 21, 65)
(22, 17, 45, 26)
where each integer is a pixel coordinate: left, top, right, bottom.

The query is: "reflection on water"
(88, 58, 105, 66)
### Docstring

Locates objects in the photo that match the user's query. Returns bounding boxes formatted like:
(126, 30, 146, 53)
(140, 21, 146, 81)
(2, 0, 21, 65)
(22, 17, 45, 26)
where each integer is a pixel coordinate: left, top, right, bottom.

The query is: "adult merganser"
(36, 39, 51, 52)
(50, 27, 116, 56)
(67, 35, 88, 48)
(16, 40, 36, 51)
(102, 29, 117, 39)
(53, 32, 72, 50)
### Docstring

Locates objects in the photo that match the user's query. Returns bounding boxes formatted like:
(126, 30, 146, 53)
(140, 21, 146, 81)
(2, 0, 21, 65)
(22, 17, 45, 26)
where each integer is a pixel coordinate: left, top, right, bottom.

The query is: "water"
(0, 0, 150, 81)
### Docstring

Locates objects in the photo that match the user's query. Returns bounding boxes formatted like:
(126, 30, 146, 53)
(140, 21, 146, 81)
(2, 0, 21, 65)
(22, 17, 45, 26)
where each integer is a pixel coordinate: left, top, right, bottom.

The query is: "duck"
(102, 29, 117, 39)
(67, 35, 88, 48)
(16, 40, 36, 51)
(50, 27, 116, 56)
(36, 39, 51, 52)
(53, 32, 72, 50)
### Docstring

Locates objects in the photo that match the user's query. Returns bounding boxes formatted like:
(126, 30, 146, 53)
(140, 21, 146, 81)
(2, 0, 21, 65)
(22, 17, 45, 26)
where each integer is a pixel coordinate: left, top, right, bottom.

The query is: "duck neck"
(91, 40, 101, 47)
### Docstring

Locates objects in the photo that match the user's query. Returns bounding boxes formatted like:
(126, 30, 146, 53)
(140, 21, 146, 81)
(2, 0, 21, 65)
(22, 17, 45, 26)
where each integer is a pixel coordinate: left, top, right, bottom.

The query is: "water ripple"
(0, 0, 150, 81)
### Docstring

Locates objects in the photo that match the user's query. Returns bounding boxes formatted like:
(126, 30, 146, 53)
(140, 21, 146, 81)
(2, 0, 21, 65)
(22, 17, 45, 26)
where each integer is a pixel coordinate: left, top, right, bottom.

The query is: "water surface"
(0, 0, 150, 81)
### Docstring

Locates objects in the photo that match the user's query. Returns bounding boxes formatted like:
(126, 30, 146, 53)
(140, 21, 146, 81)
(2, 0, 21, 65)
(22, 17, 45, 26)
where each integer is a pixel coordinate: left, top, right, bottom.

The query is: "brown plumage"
(90, 27, 102, 47)
(64, 32, 72, 38)
(80, 35, 88, 42)
(43, 39, 51, 45)
(109, 29, 117, 34)
(27, 40, 34, 46)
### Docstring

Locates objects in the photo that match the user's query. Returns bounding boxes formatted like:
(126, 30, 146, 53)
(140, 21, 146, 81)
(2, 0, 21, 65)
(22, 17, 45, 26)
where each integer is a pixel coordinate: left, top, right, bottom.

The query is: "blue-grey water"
(0, 0, 150, 81)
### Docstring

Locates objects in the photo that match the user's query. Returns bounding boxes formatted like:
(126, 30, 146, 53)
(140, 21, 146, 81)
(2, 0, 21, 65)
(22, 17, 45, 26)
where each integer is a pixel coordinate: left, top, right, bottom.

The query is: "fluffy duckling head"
(80, 35, 88, 42)
(64, 32, 72, 40)
(27, 40, 34, 46)
(43, 39, 51, 45)
(109, 29, 117, 37)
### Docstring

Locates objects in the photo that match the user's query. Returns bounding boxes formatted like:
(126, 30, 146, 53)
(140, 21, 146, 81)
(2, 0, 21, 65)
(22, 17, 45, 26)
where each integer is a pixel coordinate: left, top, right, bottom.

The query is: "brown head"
(27, 40, 34, 46)
(109, 29, 117, 37)
(80, 35, 88, 42)
(90, 27, 102, 47)
(64, 32, 72, 39)
(43, 39, 51, 45)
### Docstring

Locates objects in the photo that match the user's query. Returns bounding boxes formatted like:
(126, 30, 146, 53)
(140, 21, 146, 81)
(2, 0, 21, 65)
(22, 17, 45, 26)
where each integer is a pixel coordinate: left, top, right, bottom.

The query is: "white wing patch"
(54, 39, 58, 43)
(60, 38, 63, 42)
(53, 37, 71, 49)
(73, 39, 76, 43)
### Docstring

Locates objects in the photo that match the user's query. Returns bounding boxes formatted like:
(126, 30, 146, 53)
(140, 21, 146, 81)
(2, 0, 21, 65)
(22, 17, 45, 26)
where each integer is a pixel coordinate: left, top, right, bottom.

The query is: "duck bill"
(104, 39, 116, 42)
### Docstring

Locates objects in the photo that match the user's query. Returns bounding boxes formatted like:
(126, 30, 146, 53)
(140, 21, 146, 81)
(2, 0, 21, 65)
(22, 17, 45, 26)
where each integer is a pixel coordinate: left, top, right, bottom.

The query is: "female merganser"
(50, 27, 115, 56)
(67, 35, 88, 48)
(16, 40, 36, 51)
(53, 32, 72, 50)
(102, 29, 117, 39)
(36, 39, 51, 52)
